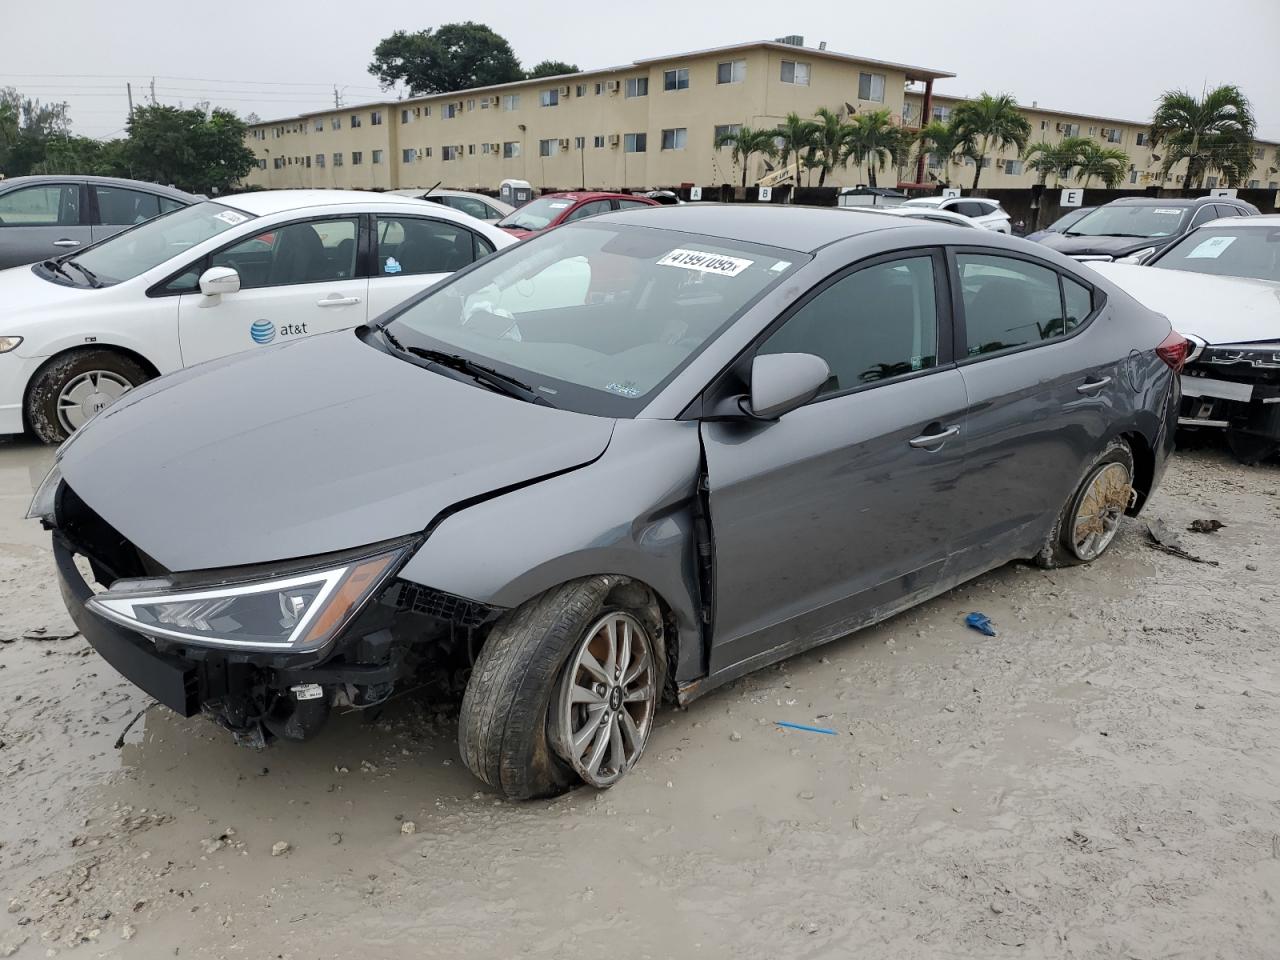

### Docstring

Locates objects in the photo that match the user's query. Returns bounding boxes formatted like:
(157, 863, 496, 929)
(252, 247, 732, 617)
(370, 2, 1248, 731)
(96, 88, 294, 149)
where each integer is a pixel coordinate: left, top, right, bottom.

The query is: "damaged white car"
(1089, 214, 1280, 464)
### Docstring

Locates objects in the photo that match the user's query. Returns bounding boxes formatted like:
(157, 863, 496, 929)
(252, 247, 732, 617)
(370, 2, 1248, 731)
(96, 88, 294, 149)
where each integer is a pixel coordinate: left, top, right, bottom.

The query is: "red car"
(497, 192, 661, 238)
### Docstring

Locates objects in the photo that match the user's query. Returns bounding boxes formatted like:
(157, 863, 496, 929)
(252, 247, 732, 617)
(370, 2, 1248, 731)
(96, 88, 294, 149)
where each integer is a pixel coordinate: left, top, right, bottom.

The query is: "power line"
(0, 72, 384, 90)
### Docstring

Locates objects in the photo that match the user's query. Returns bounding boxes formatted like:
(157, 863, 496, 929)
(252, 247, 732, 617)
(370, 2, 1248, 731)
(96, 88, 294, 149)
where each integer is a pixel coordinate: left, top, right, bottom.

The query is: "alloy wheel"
(1069, 461, 1131, 561)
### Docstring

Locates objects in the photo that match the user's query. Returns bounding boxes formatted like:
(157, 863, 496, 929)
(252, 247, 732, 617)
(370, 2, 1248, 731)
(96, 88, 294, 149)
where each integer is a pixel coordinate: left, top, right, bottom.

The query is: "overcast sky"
(6, 0, 1278, 141)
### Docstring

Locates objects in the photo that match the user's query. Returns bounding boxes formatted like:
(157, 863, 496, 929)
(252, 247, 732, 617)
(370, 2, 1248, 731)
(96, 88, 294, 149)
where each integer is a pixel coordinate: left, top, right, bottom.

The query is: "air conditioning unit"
(490, 142, 501, 152)
(1055, 122, 1065, 132)
(490, 95, 500, 106)
(558, 138, 570, 150)
(606, 80, 620, 93)
(560, 85, 571, 97)
(414, 107, 421, 117)
(480, 100, 489, 109)
(608, 133, 620, 146)
(996, 158, 1005, 168)
(416, 149, 425, 158)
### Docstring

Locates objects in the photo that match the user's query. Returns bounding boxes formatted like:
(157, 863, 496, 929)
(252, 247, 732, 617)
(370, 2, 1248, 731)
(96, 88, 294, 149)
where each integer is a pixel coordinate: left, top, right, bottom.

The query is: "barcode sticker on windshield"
(1152, 208, 1183, 216)
(657, 249, 754, 277)
(1187, 235, 1236, 259)
(214, 210, 248, 226)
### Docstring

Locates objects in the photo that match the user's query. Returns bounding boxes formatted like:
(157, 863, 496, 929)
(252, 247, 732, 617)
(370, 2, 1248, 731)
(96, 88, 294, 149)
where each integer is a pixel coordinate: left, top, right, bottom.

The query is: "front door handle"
(908, 424, 960, 449)
(53, 239, 81, 247)
(1076, 376, 1112, 394)
(316, 296, 361, 307)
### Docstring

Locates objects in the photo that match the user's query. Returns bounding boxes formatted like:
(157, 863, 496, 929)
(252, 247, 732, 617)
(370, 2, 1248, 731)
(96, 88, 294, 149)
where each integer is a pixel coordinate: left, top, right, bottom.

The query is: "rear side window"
(758, 255, 939, 396)
(96, 186, 162, 226)
(376, 216, 478, 276)
(958, 254, 1083, 355)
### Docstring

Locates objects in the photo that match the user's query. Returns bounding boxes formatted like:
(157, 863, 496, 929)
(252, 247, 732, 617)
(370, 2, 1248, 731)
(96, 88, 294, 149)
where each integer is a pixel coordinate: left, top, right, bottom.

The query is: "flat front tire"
(458, 577, 665, 800)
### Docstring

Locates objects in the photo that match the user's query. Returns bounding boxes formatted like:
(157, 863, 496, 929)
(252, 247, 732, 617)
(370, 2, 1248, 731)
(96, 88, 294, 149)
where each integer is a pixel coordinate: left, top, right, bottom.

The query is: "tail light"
(1156, 331, 1192, 374)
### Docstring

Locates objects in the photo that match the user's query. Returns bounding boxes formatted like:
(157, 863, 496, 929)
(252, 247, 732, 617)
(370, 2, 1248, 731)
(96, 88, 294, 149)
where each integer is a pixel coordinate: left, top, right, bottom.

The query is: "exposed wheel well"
(22, 345, 161, 431)
(1120, 430, 1155, 514)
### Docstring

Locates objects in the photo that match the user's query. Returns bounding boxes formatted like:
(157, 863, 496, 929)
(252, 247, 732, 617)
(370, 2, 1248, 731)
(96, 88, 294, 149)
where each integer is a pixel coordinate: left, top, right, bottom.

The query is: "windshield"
(1047, 207, 1092, 233)
(1066, 205, 1188, 239)
(1152, 226, 1280, 283)
(385, 222, 803, 416)
(498, 196, 578, 231)
(64, 201, 254, 285)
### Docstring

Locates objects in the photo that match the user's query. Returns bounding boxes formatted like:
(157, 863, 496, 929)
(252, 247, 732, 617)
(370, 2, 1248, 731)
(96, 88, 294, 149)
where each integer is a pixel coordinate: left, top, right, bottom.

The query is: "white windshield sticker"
(1186, 235, 1237, 259)
(214, 210, 248, 226)
(1152, 208, 1183, 216)
(770, 260, 792, 272)
(657, 249, 754, 277)
(548, 201, 571, 209)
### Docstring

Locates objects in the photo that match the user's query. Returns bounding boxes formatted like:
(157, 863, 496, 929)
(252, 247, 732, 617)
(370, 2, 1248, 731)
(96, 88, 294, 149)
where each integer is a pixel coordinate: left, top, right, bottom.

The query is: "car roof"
(388, 188, 498, 201)
(219, 189, 464, 216)
(882, 208, 980, 227)
(1199, 213, 1280, 228)
(0, 174, 199, 201)
(1110, 196, 1230, 208)
(589, 203, 922, 253)
(538, 191, 652, 203)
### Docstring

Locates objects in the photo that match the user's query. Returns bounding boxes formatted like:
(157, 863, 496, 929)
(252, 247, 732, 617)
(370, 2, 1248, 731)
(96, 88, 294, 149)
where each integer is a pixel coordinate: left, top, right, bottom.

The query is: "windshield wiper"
(1068, 232, 1141, 239)
(64, 260, 104, 288)
(380, 330, 553, 406)
(39, 259, 77, 284)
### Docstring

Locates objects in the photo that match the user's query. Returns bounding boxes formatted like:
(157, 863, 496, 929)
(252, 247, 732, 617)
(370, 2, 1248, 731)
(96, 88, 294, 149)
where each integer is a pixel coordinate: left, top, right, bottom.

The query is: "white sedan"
(0, 190, 514, 442)
(901, 196, 1013, 233)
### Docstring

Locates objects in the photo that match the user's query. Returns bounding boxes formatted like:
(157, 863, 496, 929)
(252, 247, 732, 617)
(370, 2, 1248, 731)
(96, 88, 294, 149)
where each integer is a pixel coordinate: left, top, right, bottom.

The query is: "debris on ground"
(775, 721, 837, 736)
(965, 612, 997, 637)
(1187, 518, 1226, 534)
(271, 841, 290, 857)
(400, 821, 416, 835)
(1145, 519, 1220, 565)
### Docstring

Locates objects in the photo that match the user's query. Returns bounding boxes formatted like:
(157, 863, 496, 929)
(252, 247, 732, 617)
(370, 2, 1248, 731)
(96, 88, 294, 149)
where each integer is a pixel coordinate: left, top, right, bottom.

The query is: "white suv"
(902, 196, 1012, 233)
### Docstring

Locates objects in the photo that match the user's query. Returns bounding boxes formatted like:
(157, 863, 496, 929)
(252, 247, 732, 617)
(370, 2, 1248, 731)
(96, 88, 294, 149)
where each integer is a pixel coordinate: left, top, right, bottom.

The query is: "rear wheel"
(26, 349, 150, 444)
(1226, 429, 1278, 466)
(1037, 438, 1134, 568)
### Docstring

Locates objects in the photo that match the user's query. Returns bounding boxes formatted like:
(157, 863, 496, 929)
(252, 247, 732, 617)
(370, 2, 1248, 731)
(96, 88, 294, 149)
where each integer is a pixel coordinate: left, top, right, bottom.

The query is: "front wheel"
(1036, 438, 1134, 568)
(25, 349, 150, 444)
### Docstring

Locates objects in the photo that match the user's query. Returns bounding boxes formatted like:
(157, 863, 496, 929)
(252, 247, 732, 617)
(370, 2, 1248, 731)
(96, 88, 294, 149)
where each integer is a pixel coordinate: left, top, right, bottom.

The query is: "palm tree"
(1149, 85, 1257, 189)
(951, 92, 1032, 191)
(810, 107, 850, 187)
(1074, 141, 1130, 188)
(843, 110, 908, 188)
(1024, 136, 1089, 188)
(914, 120, 974, 186)
(776, 112, 818, 184)
(714, 125, 780, 187)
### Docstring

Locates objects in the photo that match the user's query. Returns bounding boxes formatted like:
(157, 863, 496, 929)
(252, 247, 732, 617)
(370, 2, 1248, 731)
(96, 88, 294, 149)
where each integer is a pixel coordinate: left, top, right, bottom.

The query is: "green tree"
(33, 135, 127, 176)
(714, 125, 779, 187)
(843, 109, 909, 188)
(951, 92, 1032, 191)
(1149, 85, 1257, 188)
(525, 60, 579, 80)
(368, 22, 524, 94)
(1023, 136, 1089, 188)
(776, 112, 818, 184)
(124, 105, 255, 194)
(0, 87, 71, 177)
(914, 120, 974, 186)
(810, 107, 851, 187)
(1074, 141, 1130, 188)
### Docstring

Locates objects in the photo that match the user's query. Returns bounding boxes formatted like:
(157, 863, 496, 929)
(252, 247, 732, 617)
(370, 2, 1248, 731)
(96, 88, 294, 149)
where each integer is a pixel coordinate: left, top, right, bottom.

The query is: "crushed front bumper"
(1180, 365, 1280, 436)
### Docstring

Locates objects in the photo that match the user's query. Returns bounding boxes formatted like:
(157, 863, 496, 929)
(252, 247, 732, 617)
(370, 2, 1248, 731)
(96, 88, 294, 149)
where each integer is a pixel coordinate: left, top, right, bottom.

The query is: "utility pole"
(333, 86, 341, 109)
(149, 77, 156, 105)
(126, 82, 134, 119)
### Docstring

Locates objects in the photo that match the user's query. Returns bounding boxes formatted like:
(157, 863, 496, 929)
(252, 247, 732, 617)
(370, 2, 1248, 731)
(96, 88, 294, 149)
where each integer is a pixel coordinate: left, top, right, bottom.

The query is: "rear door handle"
(1076, 376, 1112, 394)
(53, 239, 81, 247)
(908, 425, 960, 449)
(317, 296, 360, 307)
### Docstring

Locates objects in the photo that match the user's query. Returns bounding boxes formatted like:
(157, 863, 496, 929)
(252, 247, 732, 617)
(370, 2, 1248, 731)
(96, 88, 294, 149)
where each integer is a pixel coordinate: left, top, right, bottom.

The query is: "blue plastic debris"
(776, 721, 838, 736)
(965, 612, 997, 637)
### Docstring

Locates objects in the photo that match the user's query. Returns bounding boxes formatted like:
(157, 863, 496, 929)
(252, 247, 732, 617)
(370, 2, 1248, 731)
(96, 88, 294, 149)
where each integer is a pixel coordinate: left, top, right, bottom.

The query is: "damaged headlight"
(25, 458, 63, 522)
(87, 545, 407, 651)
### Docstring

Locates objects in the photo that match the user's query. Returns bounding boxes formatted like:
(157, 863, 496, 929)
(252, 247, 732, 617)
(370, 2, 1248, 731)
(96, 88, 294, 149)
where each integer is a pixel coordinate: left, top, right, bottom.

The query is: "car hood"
(0, 262, 99, 320)
(59, 330, 616, 572)
(1036, 233, 1168, 258)
(1087, 262, 1280, 344)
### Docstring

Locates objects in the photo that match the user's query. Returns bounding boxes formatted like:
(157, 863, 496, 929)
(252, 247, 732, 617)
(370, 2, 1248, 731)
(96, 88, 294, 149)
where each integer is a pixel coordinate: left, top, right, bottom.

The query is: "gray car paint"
(54, 208, 1177, 702)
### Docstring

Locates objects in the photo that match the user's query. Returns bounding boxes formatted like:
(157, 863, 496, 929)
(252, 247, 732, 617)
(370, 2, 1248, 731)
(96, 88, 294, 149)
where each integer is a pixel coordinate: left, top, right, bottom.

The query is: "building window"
(541, 88, 559, 107)
(576, 84, 587, 97)
(1206, 175, 1219, 188)
(932, 106, 951, 123)
(1253, 146, 1266, 159)
(593, 135, 605, 148)
(1101, 127, 1122, 144)
(902, 102, 915, 122)
(714, 123, 742, 143)
(400, 109, 410, 124)
(574, 136, 586, 149)
(926, 153, 943, 170)
(858, 72, 885, 102)
(352, 151, 363, 165)
(624, 132, 647, 153)
(1130, 168, 1139, 184)
(257, 159, 266, 170)
(539, 138, 557, 157)
(467, 143, 475, 155)
(481, 142, 492, 155)
(1269, 181, 1279, 189)
(1058, 122, 1080, 137)
(315, 153, 325, 168)
(444, 103, 457, 119)
(663, 68, 689, 91)
(502, 94, 520, 111)
(372, 150, 383, 164)
(272, 157, 283, 170)
(503, 141, 520, 158)
(594, 82, 604, 95)
(717, 59, 746, 84)
(422, 105, 431, 117)
(1040, 119, 1048, 130)
(661, 127, 687, 150)
(371, 111, 382, 126)
(625, 77, 649, 98)
(331, 117, 341, 130)
(332, 152, 343, 167)
(780, 60, 810, 85)
(402, 148, 414, 163)
(1247, 178, 1260, 188)
(350, 114, 361, 128)
(1004, 159, 1024, 175)
(1136, 132, 1148, 146)
(313, 119, 323, 132)
(442, 145, 459, 161)
(466, 98, 476, 111)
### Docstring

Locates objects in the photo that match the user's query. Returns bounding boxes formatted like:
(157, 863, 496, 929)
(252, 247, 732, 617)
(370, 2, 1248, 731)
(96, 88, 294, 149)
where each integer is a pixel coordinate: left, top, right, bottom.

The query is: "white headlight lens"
(0, 336, 22, 353)
(87, 550, 401, 650)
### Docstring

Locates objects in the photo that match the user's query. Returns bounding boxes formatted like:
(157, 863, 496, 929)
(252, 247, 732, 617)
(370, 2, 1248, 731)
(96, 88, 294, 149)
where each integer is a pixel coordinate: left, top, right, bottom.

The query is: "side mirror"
(746, 353, 830, 420)
(199, 265, 240, 298)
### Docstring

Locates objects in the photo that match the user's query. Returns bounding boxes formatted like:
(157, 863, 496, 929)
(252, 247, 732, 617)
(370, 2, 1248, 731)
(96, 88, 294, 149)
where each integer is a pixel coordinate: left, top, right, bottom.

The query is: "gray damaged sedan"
(31, 206, 1184, 798)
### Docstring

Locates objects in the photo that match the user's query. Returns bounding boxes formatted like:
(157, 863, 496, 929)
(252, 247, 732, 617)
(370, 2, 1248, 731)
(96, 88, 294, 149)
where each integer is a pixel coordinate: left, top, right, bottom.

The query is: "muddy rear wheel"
(1036, 438, 1134, 568)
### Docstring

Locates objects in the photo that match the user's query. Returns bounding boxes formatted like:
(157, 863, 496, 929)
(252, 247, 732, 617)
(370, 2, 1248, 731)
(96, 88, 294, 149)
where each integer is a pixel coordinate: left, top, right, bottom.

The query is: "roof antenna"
(422, 180, 442, 198)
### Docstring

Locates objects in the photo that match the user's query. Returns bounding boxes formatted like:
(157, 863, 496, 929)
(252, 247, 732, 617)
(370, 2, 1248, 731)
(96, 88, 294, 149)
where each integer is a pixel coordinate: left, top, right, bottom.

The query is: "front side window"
(858, 72, 885, 102)
(661, 128, 687, 150)
(957, 253, 1082, 355)
(625, 77, 649, 98)
(663, 68, 689, 91)
(717, 59, 746, 84)
(95, 186, 161, 226)
(562, 199, 613, 223)
(70, 202, 255, 286)
(624, 132, 647, 153)
(444, 196, 498, 221)
(210, 217, 358, 289)
(0, 183, 80, 227)
(1066, 205, 1188, 239)
(1151, 226, 1280, 283)
(385, 223, 802, 416)
(375, 216, 481, 277)
(780, 60, 810, 85)
(759, 256, 938, 396)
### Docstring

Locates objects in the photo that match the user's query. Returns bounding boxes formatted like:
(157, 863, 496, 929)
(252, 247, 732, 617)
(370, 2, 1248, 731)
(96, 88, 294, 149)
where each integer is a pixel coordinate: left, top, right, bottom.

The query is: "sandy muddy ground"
(1, 434, 1279, 959)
